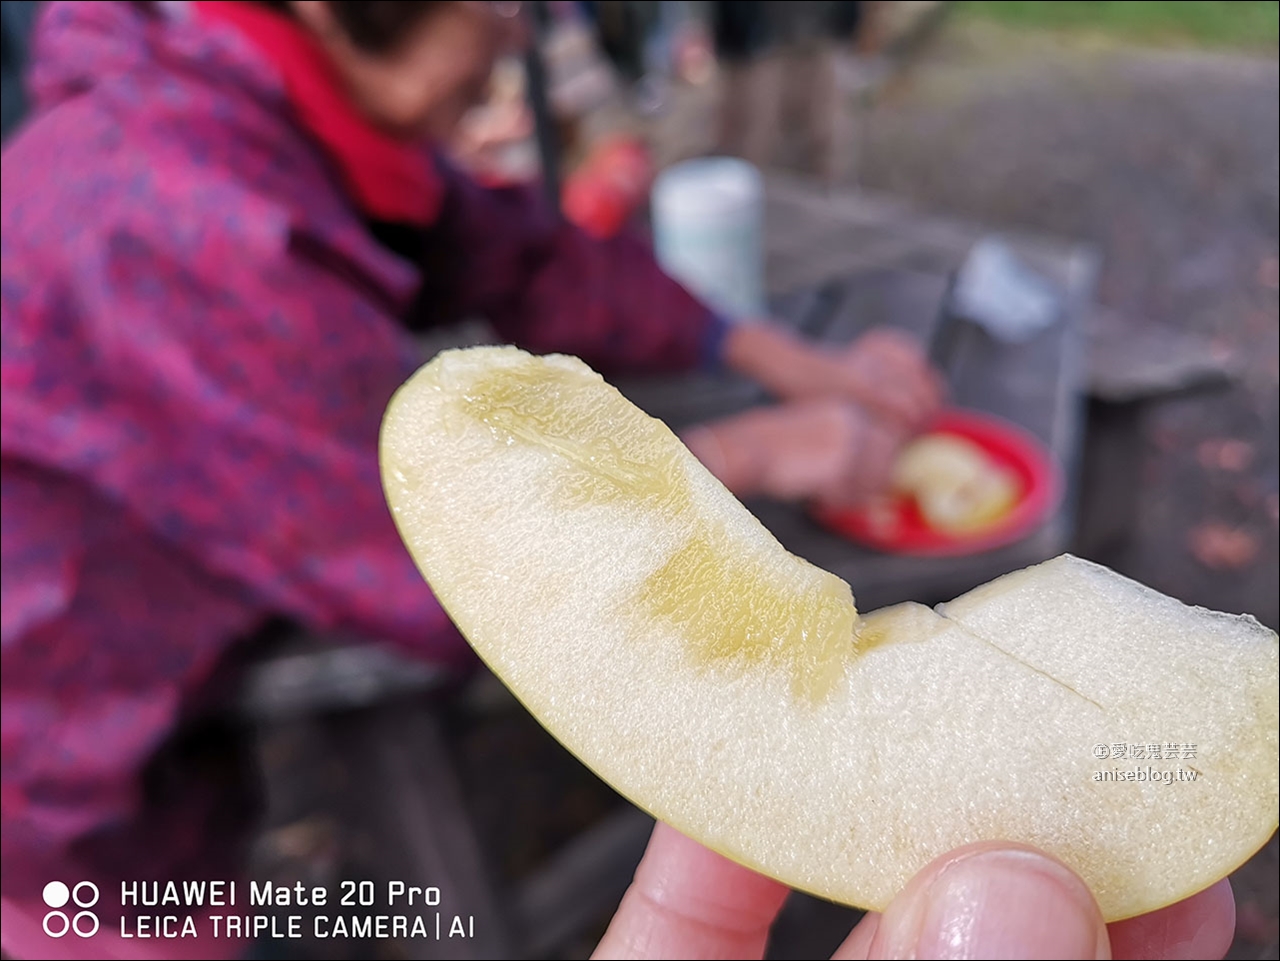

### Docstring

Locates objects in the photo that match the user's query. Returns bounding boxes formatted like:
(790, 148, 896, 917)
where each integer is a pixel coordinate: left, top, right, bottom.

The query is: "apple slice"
(892, 433, 1020, 533)
(380, 346, 1278, 922)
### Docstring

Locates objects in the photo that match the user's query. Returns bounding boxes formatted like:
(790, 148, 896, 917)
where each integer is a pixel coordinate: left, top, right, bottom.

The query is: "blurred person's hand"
(724, 323, 945, 432)
(593, 823, 1236, 960)
(682, 400, 906, 508)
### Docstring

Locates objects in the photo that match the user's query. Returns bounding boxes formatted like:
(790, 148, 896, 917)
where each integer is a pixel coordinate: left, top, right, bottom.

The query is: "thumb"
(858, 843, 1111, 960)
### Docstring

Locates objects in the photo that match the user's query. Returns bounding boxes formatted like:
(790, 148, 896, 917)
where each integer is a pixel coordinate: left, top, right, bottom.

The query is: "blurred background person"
(0, 1, 938, 955)
(714, 0, 864, 181)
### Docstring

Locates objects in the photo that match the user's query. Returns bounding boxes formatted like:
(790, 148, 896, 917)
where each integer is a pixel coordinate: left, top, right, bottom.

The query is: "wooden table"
(618, 177, 1100, 611)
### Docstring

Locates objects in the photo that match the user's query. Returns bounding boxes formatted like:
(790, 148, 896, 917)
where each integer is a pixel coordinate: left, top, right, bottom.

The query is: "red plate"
(813, 409, 1063, 557)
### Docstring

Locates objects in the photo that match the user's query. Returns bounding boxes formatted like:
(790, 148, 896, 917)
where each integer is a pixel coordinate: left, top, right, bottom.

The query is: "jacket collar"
(193, 1, 442, 226)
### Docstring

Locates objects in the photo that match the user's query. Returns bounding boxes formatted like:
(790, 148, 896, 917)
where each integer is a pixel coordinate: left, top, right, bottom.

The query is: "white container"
(651, 157, 764, 319)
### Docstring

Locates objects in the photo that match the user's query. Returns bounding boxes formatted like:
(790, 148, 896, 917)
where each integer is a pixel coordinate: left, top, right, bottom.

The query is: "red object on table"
(563, 137, 653, 238)
(814, 409, 1064, 557)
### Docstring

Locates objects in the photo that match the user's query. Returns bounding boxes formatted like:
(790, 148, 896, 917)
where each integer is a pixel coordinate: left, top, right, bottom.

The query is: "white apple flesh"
(380, 346, 1278, 921)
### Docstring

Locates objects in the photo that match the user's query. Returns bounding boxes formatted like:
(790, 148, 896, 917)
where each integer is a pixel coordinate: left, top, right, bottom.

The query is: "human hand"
(593, 823, 1236, 960)
(831, 328, 946, 430)
(682, 400, 905, 508)
(724, 324, 944, 432)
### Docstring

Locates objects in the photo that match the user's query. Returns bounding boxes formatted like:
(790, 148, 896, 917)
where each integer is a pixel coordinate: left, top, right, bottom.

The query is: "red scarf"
(195, 1, 442, 224)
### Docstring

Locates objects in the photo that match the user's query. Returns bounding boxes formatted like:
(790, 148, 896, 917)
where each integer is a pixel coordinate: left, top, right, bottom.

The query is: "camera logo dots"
(42, 880, 100, 938)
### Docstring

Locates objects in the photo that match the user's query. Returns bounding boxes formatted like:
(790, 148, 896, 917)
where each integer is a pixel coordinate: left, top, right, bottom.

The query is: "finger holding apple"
(595, 823, 1237, 960)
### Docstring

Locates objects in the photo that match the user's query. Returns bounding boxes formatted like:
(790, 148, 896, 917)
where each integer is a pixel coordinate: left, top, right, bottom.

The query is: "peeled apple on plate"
(380, 346, 1278, 922)
(892, 433, 1020, 533)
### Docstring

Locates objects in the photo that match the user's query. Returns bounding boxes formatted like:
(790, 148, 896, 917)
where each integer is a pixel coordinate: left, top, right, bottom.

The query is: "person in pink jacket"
(1, 3, 940, 955)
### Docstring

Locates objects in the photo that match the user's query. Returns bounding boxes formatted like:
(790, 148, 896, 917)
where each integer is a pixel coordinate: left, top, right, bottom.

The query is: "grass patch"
(957, 1, 1279, 51)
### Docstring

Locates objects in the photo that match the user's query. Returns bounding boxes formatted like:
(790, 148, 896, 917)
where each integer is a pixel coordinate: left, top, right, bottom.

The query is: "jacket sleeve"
(2, 219, 468, 669)
(1, 204, 470, 903)
(414, 155, 730, 375)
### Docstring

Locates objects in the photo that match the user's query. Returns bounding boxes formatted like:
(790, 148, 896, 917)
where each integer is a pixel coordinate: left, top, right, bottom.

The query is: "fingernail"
(876, 848, 1109, 960)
